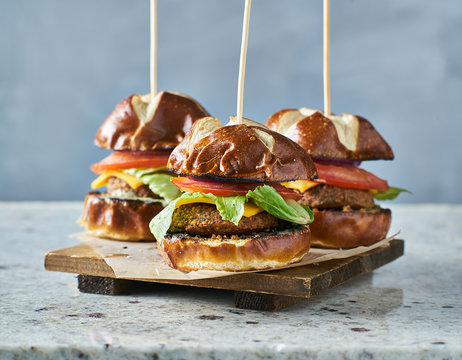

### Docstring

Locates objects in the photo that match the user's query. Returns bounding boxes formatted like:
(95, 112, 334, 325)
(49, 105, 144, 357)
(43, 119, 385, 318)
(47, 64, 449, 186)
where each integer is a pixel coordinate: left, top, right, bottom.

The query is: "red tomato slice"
(171, 177, 302, 200)
(313, 161, 389, 192)
(90, 151, 170, 174)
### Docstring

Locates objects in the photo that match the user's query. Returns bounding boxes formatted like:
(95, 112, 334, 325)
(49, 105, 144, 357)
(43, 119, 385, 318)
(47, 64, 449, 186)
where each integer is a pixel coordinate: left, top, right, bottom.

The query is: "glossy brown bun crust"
(95, 91, 209, 151)
(309, 208, 391, 249)
(266, 109, 394, 161)
(78, 192, 163, 241)
(168, 121, 318, 182)
(157, 225, 311, 271)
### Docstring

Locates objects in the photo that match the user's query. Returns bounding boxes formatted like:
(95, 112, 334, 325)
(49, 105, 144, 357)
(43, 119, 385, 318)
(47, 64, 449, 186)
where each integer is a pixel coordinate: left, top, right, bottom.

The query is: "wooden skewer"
(236, 0, 252, 124)
(150, 0, 158, 99)
(323, 0, 331, 116)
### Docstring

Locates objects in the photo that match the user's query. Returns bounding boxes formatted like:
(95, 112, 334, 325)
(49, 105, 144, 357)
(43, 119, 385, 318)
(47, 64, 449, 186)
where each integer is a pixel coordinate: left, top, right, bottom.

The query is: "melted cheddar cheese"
(280, 180, 319, 193)
(91, 170, 144, 190)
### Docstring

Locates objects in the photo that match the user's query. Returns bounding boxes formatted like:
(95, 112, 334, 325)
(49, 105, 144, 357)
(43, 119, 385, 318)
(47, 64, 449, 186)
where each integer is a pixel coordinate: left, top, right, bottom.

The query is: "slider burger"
(78, 91, 209, 241)
(266, 108, 409, 248)
(149, 116, 318, 271)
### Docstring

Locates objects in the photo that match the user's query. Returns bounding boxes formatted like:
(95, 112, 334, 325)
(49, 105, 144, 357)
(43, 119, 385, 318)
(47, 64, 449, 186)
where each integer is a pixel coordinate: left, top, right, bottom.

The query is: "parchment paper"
(73, 232, 399, 280)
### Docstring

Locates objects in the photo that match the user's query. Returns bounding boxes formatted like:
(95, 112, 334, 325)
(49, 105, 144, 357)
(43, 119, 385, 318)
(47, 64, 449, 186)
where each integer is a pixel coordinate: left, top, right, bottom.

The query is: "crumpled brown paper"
(73, 232, 398, 280)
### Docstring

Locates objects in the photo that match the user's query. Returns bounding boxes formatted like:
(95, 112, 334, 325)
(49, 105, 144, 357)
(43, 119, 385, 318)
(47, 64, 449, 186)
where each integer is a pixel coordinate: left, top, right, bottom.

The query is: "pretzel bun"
(266, 109, 393, 161)
(167, 117, 318, 182)
(157, 225, 311, 271)
(95, 91, 209, 151)
(78, 193, 163, 241)
(309, 208, 391, 249)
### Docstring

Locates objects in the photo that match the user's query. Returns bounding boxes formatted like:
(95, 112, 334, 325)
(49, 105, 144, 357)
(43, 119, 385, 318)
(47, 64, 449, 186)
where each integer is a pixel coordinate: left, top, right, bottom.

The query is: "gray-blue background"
(1, 0, 461, 202)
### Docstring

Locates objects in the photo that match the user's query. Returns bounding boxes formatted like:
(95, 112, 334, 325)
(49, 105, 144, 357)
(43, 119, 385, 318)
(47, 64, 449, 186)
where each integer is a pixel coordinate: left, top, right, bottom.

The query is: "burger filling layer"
(285, 161, 410, 212)
(150, 183, 314, 242)
(91, 169, 181, 204)
(89, 151, 181, 204)
(299, 184, 375, 210)
(106, 177, 159, 199)
(169, 204, 281, 236)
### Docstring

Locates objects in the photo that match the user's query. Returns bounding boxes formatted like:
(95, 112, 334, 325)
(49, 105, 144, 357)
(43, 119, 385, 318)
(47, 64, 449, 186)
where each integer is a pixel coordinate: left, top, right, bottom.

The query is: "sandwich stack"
(45, 0, 405, 310)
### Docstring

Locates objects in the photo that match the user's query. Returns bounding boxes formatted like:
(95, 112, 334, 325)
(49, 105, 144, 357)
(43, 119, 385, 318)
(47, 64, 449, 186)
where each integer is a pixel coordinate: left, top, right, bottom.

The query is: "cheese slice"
(91, 170, 144, 190)
(280, 180, 319, 193)
(175, 196, 263, 218)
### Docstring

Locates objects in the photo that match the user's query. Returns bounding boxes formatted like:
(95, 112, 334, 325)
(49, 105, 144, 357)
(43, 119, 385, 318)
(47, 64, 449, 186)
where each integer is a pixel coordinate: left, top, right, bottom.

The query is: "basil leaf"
(246, 185, 314, 225)
(373, 186, 412, 201)
(286, 199, 315, 225)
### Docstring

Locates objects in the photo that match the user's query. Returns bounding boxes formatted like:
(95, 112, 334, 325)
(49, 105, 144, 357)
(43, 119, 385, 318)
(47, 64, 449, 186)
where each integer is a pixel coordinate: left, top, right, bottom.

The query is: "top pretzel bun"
(266, 108, 394, 161)
(95, 91, 209, 151)
(167, 116, 318, 182)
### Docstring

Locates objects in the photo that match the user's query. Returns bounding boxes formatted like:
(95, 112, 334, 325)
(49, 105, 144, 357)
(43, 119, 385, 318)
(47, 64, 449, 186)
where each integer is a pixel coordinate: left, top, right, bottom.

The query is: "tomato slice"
(171, 176, 302, 200)
(90, 151, 170, 174)
(313, 161, 389, 192)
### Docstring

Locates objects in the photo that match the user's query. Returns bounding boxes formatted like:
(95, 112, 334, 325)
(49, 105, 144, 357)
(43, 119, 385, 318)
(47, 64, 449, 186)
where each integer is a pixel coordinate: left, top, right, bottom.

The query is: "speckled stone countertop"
(0, 203, 461, 360)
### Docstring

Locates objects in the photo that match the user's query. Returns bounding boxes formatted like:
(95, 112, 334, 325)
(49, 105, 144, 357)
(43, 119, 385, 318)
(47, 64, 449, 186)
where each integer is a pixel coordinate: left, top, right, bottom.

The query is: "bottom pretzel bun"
(157, 225, 311, 272)
(310, 208, 391, 249)
(78, 192, 164, 241)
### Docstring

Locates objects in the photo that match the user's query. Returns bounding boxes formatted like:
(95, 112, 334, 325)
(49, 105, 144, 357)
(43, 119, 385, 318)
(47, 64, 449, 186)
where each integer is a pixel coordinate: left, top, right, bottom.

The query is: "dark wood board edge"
(78, 275, 134, 295)
(309, 238, 404, 296)
(234, 291, 305, 311)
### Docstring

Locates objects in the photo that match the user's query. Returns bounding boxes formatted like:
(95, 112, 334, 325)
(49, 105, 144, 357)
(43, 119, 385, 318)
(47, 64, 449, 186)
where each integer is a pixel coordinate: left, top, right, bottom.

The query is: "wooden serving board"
(45, 239, 403, 311)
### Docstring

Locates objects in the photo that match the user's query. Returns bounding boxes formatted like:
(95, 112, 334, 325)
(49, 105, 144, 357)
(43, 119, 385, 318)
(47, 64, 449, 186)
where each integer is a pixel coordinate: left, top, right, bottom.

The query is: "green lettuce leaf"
(246, 185, 314, 225)
(212, 195, 246, 224)
(123, 168, 181, 203)
(149, 199, 178, 243)
(149, 186, 314, 242)
(373, 186, 412, 201)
